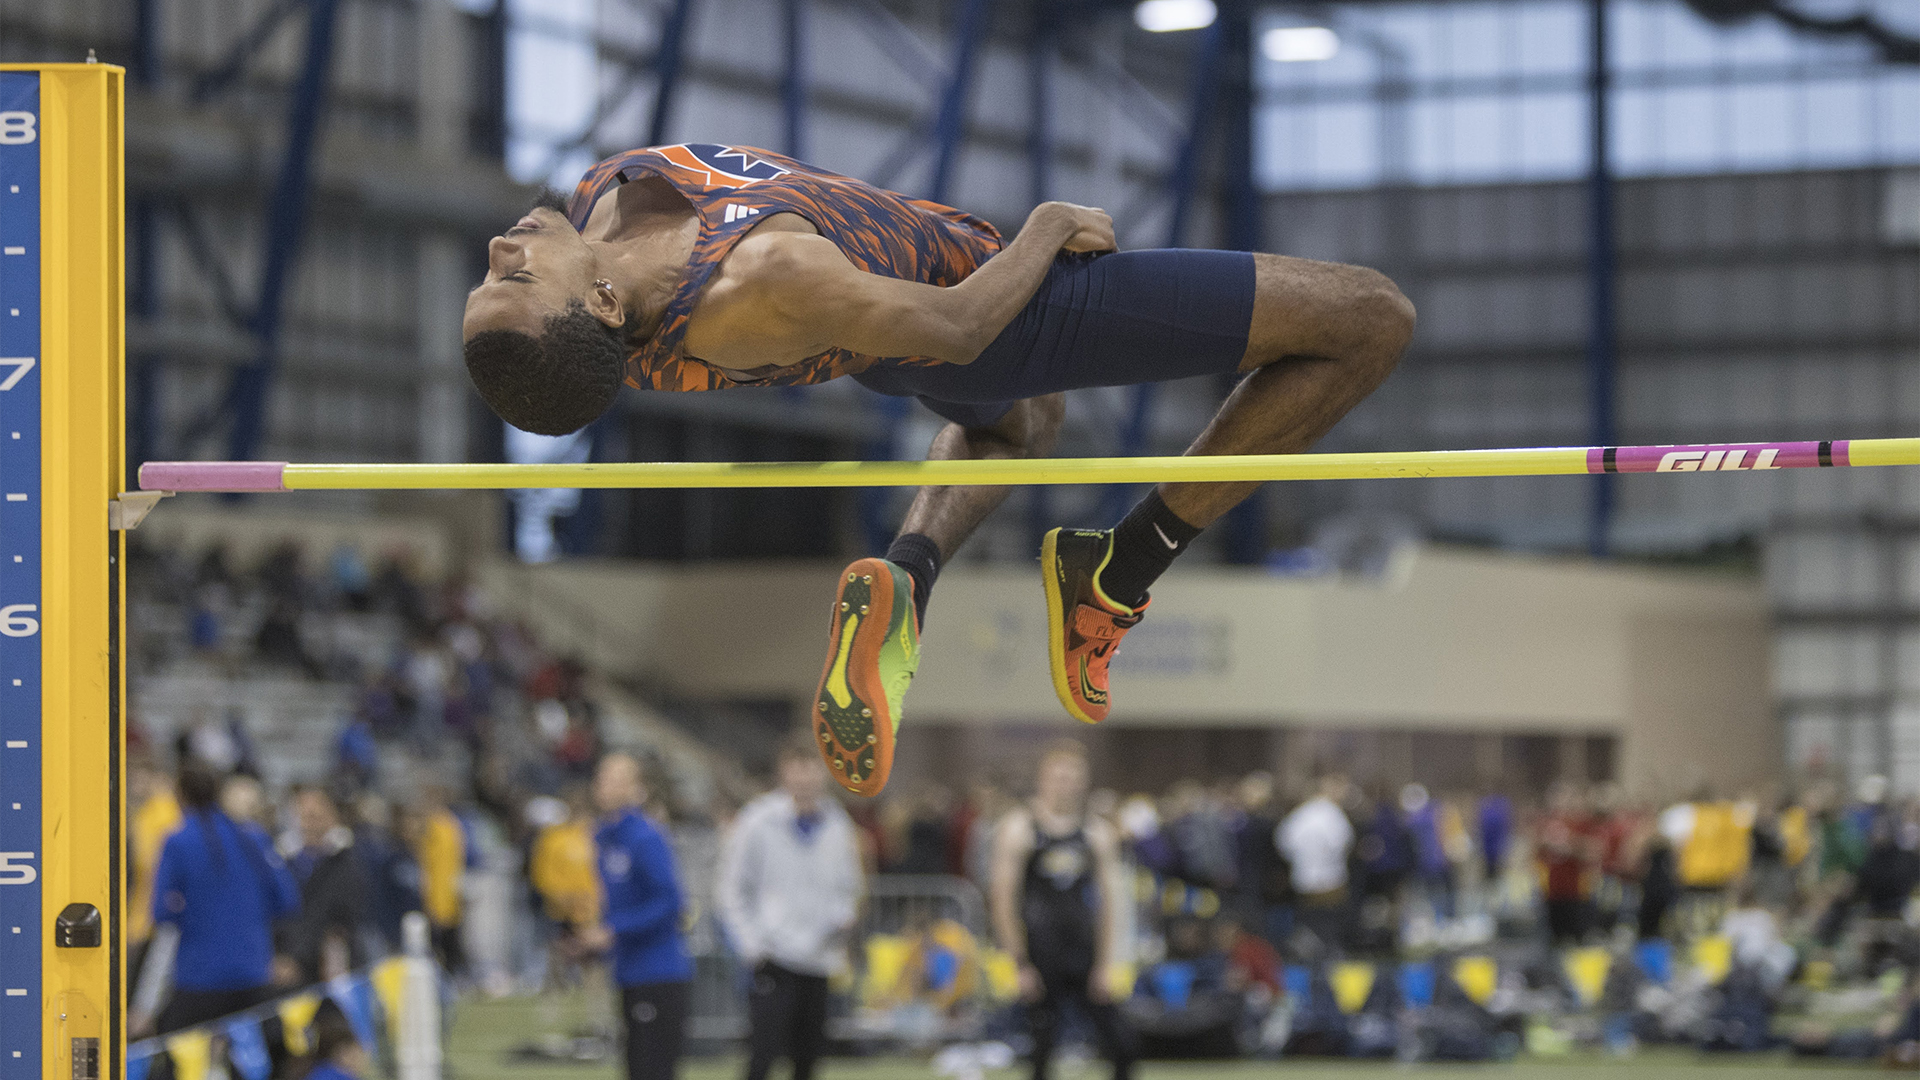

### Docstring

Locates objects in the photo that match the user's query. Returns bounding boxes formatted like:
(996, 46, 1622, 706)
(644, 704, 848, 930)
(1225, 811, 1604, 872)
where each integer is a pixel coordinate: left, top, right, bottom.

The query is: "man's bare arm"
(690, 202, 1113, 370)
(1087, 818, 1122, 977)
(988, 811, 1036, 964)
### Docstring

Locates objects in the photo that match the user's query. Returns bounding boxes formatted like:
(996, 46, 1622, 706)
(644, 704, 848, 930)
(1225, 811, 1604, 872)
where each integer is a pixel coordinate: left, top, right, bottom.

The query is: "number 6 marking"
(0, 604, 36, 637)
(0, 357, 33, 391)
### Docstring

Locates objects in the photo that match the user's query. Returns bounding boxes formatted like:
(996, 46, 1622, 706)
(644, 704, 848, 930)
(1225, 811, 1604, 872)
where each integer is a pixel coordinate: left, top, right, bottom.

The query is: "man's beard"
(530, 188, 570, 214)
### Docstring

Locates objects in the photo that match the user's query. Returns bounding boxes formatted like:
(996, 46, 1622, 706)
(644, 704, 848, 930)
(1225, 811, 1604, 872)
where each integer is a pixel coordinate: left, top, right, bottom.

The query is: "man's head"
(461, 193, 634, 436)
(1316, 771, 1349, 804)
(293, 785, 340, 847)
(593, 752, 647, 816)
(777, 737, 828, 811)
(177, 757, 222, 813)
(1034, 739, 1090, 814)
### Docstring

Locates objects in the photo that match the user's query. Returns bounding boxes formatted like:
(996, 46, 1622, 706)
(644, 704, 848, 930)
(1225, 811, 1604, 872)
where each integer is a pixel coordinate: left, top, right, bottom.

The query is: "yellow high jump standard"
(0, 63, 125, 1080)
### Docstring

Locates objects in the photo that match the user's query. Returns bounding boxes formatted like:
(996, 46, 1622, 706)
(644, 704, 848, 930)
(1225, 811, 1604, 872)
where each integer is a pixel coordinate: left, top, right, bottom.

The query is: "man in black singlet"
(990, 741, 1134, 1080)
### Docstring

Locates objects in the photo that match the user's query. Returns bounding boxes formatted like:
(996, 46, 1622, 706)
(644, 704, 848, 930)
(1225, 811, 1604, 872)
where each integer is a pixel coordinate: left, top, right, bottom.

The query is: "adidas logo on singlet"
(722, 203, 762, 223)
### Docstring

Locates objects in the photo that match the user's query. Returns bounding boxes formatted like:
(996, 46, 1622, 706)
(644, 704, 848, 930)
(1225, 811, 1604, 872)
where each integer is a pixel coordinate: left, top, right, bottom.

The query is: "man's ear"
(586, 278, 625, 330)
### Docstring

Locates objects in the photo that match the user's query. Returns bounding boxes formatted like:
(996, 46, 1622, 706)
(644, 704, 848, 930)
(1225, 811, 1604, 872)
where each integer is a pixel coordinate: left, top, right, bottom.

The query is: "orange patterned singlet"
(566, 144, 1003, 393)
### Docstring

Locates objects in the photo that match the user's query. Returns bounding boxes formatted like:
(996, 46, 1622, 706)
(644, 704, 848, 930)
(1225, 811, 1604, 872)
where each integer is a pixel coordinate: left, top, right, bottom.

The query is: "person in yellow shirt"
(127, 755, 184, 980)
(409, 786, 469, 976)
(529, 787, 603, 986)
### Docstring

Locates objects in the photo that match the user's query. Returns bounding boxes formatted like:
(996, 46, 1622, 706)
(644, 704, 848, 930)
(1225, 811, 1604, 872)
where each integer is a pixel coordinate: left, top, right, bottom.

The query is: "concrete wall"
(481, 545, 1777, 796)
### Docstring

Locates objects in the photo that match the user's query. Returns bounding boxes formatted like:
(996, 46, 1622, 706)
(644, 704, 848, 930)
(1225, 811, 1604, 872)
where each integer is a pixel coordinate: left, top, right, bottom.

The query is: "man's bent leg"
(1045, 253, 1411, 723)
(892, 395, 1065, 624)
(1098, 254, 1414, 607)
(1161, 254, 1412, 528)
(814, 396, 1063, 795)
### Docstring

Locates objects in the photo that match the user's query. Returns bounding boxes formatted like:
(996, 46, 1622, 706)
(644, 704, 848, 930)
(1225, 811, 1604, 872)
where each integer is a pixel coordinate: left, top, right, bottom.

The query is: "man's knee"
(1022, 394, 1066, 454)
(963, 394, 1063, 457)
(1358, 270, 1416, 374)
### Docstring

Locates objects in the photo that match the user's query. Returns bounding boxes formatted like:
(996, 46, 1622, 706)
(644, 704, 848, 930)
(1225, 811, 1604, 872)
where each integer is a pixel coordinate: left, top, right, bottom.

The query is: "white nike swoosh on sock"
(1153, 523, 1180, 550)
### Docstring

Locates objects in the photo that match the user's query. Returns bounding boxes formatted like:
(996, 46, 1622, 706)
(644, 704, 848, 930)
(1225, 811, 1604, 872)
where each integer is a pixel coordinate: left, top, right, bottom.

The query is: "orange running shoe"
(812, 557, 920, 797)
(1040, 529, 1148, 724)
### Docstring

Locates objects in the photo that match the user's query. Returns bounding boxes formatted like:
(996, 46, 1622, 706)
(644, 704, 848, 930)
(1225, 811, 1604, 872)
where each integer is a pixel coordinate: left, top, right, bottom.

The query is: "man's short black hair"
(177, 757, 223, 812)
(464, 301, 631, 436)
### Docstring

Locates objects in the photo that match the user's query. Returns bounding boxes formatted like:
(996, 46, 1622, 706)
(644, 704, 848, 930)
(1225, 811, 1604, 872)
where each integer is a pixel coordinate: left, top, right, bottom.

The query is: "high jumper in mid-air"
(461, 143, 1415, 796)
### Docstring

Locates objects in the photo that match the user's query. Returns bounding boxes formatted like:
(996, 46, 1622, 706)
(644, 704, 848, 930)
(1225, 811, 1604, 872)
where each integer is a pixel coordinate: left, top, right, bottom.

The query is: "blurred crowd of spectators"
(122, 535, 1920, 1067)
(841, 765, 1920, 1062)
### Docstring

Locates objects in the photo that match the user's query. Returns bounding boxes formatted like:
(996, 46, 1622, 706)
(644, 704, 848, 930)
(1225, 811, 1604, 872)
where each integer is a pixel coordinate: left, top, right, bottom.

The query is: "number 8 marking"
(0, 111, 35, 145)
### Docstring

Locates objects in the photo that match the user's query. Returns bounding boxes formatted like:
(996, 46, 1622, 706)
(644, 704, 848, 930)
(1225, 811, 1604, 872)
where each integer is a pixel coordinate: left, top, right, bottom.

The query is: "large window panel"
(1802, 78, 1876, 168)
(1728, 81, 1801, 173)
(1257, 0, 1920, 193)
(1516, 89, 1584, 180)
(1874, 70, 1920, 162)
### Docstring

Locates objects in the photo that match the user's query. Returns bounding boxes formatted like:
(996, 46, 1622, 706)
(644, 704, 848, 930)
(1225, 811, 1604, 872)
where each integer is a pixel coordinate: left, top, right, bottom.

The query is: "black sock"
(1099, 490, 1203, 609)
(885, 533, 941, 627)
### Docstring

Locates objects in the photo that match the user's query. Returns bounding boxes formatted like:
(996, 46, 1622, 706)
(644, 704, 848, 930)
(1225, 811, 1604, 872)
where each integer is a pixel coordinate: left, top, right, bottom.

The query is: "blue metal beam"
(927, 0, 994, 204)
(648, 0, 699, 146)
(223, 0, 342, 463)
(1217, 0, 1264, 564)
(132, 0, 162, 87)
(1165, 17, 1226, 248)
(1100, 16, 1225, 527)
(192, 0, 305, 102)
(1026, 1, 1055, 548)
(1027, 3, 1054, 208)
(783, 0, 809, 158)
(1587, 0, 1617, 557)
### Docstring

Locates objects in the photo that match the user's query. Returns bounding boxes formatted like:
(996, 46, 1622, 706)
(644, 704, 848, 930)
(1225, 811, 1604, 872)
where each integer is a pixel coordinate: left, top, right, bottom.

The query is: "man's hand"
(1018, 963, 1045, 1004)
(1087, 963, 1116, 1004)
(577, 923, 615, 953)
(270, 955, 301, 988)
(1029, 202, 1115, 254)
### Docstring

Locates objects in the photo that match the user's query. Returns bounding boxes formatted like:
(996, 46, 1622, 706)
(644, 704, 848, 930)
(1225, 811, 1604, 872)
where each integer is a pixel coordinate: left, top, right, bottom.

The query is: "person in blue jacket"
(579, 752, 693, 1080)
(140, 758, 301, 1035)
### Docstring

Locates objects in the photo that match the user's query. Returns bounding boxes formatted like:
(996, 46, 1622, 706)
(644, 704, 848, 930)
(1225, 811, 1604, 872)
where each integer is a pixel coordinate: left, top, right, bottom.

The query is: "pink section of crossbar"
(1583, 441, 1847, 474)
(138, 461, 288, 492)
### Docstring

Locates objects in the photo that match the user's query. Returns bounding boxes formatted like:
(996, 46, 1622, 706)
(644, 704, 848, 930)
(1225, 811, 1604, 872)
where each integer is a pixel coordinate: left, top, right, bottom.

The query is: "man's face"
(1036, 753, 1089, 810)
(780, 754, 827, 806)
(296, 790, 336, 846)
(593, 754, 646, 816)
(462, 206, 598, 341)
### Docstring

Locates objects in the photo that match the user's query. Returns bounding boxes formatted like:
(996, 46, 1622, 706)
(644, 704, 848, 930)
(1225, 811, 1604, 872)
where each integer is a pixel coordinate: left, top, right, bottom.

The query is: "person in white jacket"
(718, 738, 864, 1080)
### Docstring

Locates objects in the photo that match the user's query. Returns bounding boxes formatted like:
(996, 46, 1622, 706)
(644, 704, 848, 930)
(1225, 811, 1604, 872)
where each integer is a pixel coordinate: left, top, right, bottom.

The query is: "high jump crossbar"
(140, 438, 1920, 492)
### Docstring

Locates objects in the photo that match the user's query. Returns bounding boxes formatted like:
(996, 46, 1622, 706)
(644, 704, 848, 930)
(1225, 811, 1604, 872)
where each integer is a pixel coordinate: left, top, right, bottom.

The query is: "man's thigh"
(748, 962, 797, 1047)
(787, 969, 831, 1056)
(621, 981, 689, 1080)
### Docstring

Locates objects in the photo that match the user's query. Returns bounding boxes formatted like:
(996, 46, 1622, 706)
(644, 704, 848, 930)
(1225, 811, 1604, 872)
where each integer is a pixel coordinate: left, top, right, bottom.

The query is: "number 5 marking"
(0, 852, 34, 885)
(0, 357, 33, 391)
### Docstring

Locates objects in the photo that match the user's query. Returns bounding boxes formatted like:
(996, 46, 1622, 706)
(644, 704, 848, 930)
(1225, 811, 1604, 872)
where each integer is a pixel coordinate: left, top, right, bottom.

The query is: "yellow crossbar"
(138, 437, 1920, 492)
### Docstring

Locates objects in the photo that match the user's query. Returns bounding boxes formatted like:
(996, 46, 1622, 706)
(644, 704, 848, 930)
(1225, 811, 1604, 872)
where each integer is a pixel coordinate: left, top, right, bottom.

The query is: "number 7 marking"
(0, 357, 32, 391)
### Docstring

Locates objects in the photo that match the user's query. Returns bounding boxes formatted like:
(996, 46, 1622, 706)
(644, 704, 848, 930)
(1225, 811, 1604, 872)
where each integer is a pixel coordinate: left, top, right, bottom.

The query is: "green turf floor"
(447, 992, 1880, 1080)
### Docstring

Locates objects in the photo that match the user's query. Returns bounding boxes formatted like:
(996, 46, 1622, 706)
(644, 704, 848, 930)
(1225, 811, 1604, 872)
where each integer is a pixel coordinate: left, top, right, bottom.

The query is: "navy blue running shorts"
(850, 248, 1257, 428)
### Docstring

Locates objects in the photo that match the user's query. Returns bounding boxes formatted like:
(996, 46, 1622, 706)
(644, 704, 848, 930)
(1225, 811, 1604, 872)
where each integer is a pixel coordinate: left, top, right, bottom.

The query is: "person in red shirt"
(1536, 783, 1597, 945)
(1587, 784, 1647, 933)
